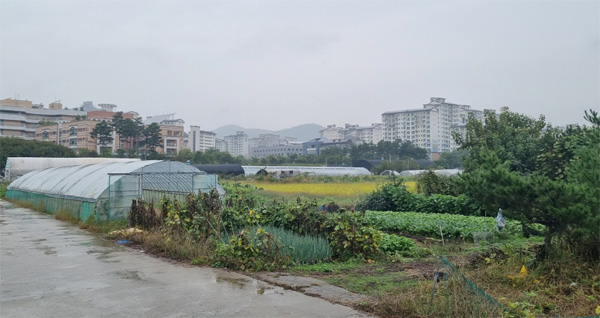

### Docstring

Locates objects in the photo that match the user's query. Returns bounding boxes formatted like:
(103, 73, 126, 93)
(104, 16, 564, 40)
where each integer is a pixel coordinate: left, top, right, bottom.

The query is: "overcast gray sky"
(1, 0, 598, 131)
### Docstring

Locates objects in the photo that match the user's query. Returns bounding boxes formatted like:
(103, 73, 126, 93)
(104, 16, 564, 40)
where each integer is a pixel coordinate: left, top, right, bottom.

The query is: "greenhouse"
(399, 169, 462, 177)
(4, 157, 140, 181)
(242, 166, 371, 176)
(6, 160, 224, 221)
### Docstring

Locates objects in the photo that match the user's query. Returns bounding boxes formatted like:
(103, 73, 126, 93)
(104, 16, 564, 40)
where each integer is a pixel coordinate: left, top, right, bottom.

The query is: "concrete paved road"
(0, 200, 369, 318)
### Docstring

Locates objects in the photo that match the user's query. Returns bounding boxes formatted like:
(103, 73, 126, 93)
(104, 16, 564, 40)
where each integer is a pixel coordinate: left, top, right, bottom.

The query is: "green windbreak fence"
(5, 190, 96, 221)
(428, 256, 505, 317)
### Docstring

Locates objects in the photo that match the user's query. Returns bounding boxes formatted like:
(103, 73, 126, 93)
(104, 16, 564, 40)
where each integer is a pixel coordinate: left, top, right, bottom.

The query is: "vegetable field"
(365, 211, 521, 240)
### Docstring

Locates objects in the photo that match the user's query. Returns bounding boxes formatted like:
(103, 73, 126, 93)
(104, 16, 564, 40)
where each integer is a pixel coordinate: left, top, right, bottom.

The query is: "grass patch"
(291, 260, 364, 274)
(139, 230, 213, 261)
(324, 271, 414, 296)
(54, 210, 79, 223)
(80, 215, 128, 234)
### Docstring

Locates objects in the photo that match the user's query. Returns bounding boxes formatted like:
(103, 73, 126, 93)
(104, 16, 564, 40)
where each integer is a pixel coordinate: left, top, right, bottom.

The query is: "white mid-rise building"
(321, 123, 383, 144)
(343, 123, 383, 145)
(187, 125, 216, 152)
(382, 97, 484, 156)
(224, 131, 249, 158)
(215, 139, 227, 152)
(320, 125, 344, 140)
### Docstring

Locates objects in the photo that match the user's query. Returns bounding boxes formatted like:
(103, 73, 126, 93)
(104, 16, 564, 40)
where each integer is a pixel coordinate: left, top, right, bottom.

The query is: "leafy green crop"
(365, 211, 523, 240)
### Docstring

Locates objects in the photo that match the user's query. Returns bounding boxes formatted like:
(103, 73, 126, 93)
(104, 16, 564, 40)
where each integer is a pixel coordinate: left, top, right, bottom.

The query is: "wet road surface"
(0, 200, 369, 317)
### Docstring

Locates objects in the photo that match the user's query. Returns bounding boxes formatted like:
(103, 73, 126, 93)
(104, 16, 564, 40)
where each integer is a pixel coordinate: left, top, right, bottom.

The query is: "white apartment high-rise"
(187, 125, 216, 152)
(382, 97, 484, 156)
(224, 131, 249, 158)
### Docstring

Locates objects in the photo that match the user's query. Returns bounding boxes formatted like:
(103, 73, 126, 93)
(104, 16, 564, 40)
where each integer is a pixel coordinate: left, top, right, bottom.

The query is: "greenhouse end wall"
(5, 190, 96, 221)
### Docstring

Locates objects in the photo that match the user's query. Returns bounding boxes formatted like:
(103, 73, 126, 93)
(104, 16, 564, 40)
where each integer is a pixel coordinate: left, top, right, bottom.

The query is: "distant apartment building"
(34, 110, 134, 154)
(382, 97, 484, 157)
(1, 98, 85, 140)
(320, 123, 383, 144)
(215, 138, 227, 152)
(246, 134, 305, 158)
(320, 125, 344, 140)
(224, 131, 249, 158)
(251, 144, 304, 158)
(143, 113, 185, 155)
(187, 125, 216, 152)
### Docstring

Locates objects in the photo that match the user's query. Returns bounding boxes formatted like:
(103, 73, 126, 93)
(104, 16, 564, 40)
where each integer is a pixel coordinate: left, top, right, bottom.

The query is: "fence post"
(430, 261, 442, 306)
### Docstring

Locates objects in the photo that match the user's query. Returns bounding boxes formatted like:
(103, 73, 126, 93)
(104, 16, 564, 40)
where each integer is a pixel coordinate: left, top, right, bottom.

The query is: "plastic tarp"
(399, 169, 462, 177)
(5, 157, 140, 181)
(242, 166, 372, 176)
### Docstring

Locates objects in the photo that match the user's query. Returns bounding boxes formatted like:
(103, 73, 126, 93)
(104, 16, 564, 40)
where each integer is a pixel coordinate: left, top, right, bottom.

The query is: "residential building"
(143, 113, 185, 155)
(34, 110, 133, 154)
(224, 131, 249, 158)
(1, 98, 85, 140)
(187, 125, 216, 152)
(320, 125, 344, 140)
(382, 97, 484, 156)
(215, 139, 227, 152)
(321, 123, 383, 145)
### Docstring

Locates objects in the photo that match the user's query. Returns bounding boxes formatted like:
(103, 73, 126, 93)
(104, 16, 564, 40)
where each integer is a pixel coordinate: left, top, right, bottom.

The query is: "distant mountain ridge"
(212, 123, 324, 142)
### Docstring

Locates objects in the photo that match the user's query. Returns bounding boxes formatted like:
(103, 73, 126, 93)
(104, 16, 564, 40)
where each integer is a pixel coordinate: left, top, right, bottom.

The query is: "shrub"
(326, 211, 381, 260)
(357, 182, 482, 216)
(214, 227, 292, 271)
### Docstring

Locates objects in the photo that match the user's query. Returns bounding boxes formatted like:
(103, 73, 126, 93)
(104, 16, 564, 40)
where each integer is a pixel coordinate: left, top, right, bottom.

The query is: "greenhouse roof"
(242, 166, 371, 176)
(7, 160, 203, 201)
(399, 169, 462, 176)
(5, 157, 141, 181)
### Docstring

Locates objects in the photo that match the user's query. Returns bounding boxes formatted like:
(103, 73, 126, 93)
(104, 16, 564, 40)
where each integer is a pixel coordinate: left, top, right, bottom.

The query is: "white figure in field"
(496, 208, 506, 232)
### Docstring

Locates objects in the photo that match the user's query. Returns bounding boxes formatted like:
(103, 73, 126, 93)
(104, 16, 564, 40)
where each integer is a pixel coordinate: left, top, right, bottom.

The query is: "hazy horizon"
(1, 1, 598, 131)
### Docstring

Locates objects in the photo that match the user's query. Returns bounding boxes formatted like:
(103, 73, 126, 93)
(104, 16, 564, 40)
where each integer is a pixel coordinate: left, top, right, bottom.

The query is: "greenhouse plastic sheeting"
(7, 161, 162, 200)
(4, 157, 140, 181)
(242, 166, 371, 176)
(6, 160, 222, 221)
(6, 190, 96, 221)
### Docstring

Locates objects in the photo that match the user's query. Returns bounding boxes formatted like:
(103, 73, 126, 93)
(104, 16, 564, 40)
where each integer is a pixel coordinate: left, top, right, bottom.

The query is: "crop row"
(364, 211, 522, 240)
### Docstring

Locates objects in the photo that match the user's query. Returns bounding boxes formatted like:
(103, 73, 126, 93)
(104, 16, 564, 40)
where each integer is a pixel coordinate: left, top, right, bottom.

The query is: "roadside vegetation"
(2, 108, 598, 317)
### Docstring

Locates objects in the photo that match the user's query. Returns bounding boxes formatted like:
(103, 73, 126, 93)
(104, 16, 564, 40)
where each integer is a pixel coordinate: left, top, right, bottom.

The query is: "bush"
(357, 182, 482, 216)
(415, 170, 462, 196)
(214, 227, 292, 271)
(326, 211, 381, 260)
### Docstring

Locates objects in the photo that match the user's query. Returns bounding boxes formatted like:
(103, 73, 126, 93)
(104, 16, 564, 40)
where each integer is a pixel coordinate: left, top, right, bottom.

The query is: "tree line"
(172, 139, 430, 171)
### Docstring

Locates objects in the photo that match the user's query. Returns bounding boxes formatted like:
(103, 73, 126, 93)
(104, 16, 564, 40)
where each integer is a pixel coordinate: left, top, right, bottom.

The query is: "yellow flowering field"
(247, 180, 417, 197)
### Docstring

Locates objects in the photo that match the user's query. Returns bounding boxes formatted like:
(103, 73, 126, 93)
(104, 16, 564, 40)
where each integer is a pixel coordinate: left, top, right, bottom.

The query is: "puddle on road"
(216, 276, 250, 288)
(44, 249, 58, 255)
(256, 286, 283, 295)
(114, 270, 143, 281)
(216, 274, 284, 295)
